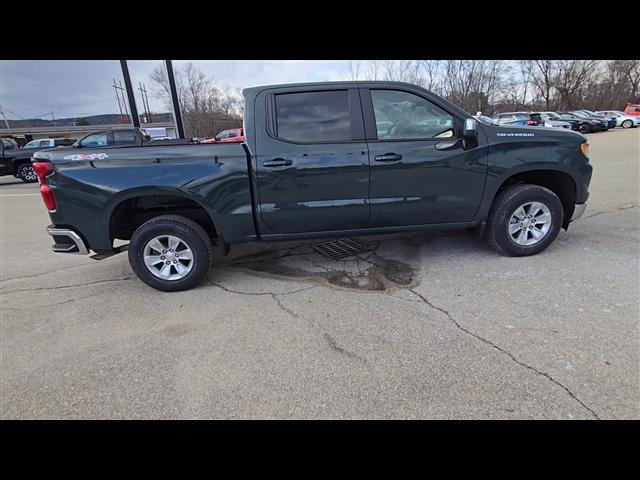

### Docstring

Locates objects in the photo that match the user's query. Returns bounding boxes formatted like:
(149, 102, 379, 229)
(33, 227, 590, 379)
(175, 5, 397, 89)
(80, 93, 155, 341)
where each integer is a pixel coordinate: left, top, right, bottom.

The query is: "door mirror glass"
(464, 118, 477, 138)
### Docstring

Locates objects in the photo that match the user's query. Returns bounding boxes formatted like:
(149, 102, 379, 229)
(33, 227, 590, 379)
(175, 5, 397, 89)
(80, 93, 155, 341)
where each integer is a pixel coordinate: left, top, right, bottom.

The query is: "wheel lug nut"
(174, 260, 177, 264)
(161, 256, 165, 260)
(166, 261, 170, 265)
(162, 250, 167, 253)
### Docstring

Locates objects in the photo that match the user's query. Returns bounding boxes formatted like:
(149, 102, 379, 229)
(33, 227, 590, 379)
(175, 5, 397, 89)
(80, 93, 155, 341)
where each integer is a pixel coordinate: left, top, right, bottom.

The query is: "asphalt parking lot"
(1, 128, 638, 419)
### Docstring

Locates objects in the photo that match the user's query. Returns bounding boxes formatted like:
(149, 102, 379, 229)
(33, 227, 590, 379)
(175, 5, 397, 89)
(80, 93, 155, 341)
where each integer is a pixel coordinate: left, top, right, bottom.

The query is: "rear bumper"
(571, 202, 588, 221)
(46, 226, 90, 255)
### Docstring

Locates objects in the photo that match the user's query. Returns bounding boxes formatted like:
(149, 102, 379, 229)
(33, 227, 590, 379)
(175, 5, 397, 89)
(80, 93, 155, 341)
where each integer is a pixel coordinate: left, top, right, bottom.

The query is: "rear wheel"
(16, 163, 37, 183)
(622, 119, 632, 129)
(485, 184, 564, 257)
(128, 215, 214, 291)
(579, 124, 590, 134)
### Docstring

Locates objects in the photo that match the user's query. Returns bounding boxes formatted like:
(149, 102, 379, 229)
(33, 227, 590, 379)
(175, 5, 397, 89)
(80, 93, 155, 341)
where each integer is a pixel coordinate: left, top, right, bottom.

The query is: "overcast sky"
(0, 60, 351, 119)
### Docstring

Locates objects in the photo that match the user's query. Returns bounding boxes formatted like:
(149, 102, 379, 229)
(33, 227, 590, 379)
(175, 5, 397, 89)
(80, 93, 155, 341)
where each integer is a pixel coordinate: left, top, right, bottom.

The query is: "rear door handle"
(374, 153, 402, 162)
(263, 158, 293, 167)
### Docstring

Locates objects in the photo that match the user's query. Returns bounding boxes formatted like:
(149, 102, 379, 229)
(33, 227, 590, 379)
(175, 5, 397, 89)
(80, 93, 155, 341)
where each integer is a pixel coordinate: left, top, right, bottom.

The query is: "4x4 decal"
(63, 153, 110, 160)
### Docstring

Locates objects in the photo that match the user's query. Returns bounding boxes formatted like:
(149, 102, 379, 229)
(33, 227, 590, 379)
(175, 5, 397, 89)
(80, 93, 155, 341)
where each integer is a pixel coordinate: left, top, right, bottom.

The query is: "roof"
(242, 80, 426, 96)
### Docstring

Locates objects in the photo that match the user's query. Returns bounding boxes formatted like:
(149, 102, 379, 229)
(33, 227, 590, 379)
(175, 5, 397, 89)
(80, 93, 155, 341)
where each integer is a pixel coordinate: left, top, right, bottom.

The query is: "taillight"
(526, 120, 536, 125)
(32, 161, 57, 211)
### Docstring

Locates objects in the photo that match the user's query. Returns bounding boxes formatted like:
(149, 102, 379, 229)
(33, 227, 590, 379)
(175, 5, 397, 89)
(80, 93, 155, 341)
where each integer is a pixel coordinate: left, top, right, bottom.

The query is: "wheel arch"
(484, 168, 577, 230)
(107, 187, 219, 245)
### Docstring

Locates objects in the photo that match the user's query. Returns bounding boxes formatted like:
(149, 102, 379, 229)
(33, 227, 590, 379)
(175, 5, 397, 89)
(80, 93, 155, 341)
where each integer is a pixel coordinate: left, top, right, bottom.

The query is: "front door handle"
(263, 158, 293, 167)
(374, 153, 403, 162)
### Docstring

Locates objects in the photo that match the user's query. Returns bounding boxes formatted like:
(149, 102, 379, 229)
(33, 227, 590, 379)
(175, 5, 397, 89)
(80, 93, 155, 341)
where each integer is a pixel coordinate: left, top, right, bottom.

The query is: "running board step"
(90, 244, 129, 261)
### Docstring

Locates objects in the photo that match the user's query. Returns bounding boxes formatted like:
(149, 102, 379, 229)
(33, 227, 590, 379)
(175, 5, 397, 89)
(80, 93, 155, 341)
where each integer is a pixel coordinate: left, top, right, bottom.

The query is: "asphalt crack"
(1, 290, 110, 311)
(1, 276, 134, 295)
(0, 262, 98, 284)
(408, 288, 600, 420)
(323, 333, 369, 365)
(582, 203, 638, 220)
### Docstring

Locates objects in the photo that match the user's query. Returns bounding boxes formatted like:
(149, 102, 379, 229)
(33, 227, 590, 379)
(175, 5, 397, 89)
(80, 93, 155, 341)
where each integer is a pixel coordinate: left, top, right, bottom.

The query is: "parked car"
(529, 112, 572, 130)
(557, 112, 607, 133)
(68, 128, 151, 149)
(22, 138, 76, 149)
(538, 112, 584, 132)
(595, 110, 639, 128)
(574, 110, 617, 129)
(202, 128, 244, 143)
(0, 137, 40, 182)
(491, 112, 541, 126)
(567, 111, 610, 131)
(32, 80, 592, 291)
(473, 115, 498, 125)
(623, 103, 640, 117)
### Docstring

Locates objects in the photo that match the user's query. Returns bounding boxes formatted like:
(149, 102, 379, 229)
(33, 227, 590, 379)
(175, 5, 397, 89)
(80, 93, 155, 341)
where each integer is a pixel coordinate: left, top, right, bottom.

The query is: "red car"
(623, 103, 640, 117)
(202, 128, 245, 143)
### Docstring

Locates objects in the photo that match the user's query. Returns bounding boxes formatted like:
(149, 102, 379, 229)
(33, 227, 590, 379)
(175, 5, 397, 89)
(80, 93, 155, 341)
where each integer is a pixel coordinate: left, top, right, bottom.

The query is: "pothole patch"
(225, 236, 426, 292)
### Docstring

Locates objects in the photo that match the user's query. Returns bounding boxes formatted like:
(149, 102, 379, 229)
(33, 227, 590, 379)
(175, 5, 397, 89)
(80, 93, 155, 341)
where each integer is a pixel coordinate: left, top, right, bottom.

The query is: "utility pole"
(113, 78, 125, 123)
(0, 107, 10, 129)
(138, 82, 153, 124)
(120, 60, 140, 128)
(120, 80, 129, 118)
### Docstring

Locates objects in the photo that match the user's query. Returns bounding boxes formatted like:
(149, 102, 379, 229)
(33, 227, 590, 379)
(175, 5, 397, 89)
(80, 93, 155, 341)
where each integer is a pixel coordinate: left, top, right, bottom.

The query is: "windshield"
(545, 112, 561, 119)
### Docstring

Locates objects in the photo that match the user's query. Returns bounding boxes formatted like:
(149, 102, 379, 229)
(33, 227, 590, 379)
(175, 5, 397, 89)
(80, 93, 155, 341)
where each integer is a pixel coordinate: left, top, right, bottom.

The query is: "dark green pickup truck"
(32, 81, 593, 291)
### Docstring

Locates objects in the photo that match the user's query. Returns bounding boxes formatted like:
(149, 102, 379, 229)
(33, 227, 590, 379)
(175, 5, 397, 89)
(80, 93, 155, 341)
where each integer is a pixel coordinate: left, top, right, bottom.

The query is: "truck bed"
(35, 142, 257, 251)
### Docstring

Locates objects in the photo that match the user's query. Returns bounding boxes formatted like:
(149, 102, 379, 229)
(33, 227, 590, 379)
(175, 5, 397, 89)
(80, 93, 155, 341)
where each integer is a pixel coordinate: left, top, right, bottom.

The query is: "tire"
(485, 184, 564, 257)
(579, 124, 590, 134)
(128, 215, 214, 292)
(16, 163, 38, 183)
(622, 119, 632, 129)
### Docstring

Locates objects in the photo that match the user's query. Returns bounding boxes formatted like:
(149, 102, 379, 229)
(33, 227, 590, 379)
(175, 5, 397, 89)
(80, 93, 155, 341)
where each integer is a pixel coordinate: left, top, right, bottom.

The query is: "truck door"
(360, 87, 487, 227)
(254, 87, 370, 234)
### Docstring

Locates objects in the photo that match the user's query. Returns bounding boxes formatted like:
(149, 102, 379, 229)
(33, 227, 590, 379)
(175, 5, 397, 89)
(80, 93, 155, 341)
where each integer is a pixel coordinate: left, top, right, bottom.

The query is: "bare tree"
(552, 60, 599, 109)
(149, 62, 243, 138)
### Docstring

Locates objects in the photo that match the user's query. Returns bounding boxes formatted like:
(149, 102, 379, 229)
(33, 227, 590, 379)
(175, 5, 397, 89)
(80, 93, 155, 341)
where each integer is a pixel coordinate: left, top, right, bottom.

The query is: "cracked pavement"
(1, 128, 638, 419)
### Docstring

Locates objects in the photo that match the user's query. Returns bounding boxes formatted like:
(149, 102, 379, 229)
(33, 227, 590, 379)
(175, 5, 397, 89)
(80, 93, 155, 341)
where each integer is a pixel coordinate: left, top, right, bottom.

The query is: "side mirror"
(463, 118, 478, 149)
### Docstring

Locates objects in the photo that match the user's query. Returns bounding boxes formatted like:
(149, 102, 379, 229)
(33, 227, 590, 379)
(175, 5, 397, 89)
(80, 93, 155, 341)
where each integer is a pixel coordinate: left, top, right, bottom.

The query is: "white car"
(22, 138, 75, 149)
(595, 111, 639, 129)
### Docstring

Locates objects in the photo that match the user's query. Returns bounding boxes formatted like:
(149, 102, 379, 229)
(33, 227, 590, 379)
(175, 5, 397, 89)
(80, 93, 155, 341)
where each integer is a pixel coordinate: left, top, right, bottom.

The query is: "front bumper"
(571, 202, 588, 221)
(46, 226, 90, 255)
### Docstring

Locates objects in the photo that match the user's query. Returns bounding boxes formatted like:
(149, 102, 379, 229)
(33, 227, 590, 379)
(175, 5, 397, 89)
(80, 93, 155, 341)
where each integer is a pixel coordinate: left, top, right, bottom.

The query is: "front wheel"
(16, 163, 38, 183)
(579, 124, 590, 134)
(485, 184, 564, 257)
(128, 215, 214, 291)
(621, 119, 632, 129)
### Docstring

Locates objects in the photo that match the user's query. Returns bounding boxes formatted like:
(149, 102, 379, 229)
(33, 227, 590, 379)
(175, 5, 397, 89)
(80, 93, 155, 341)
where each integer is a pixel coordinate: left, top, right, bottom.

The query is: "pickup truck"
(202, 128, 245, 144)
(32, 81, 593, 291)
(1, 137, 39, 182)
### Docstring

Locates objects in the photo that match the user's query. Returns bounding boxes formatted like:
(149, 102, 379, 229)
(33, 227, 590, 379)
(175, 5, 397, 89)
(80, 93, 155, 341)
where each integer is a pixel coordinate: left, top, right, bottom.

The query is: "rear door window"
(113, 131, 136, 145)
(275, 90, 351, 142)
(80, 133, 109, 148)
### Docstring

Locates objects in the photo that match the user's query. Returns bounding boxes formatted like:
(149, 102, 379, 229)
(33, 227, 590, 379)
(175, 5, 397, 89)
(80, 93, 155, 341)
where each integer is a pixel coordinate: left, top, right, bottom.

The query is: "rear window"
(113, 131, 136, 145)
(275, 90, 351, 143)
